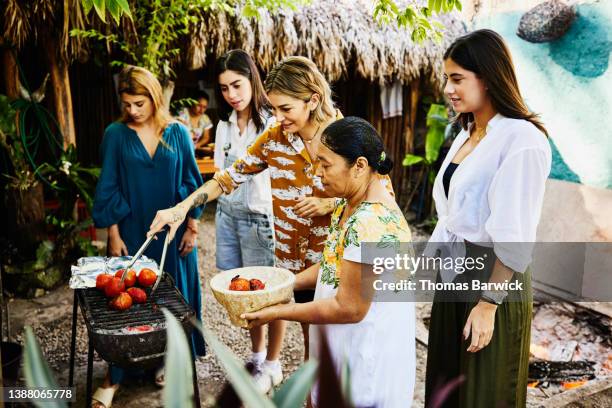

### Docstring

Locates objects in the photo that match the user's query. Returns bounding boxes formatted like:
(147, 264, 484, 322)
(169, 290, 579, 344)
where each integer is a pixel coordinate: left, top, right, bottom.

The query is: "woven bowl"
(210, 266, 295, 328)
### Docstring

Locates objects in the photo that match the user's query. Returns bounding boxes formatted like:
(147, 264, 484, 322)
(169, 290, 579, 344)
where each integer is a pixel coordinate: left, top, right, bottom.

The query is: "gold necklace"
(302, 124, 321, 144)
(471, 126, 487, 143)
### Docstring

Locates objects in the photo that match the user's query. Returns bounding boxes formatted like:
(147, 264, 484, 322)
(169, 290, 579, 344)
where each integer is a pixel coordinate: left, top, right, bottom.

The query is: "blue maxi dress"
(92, 121, 206, 383)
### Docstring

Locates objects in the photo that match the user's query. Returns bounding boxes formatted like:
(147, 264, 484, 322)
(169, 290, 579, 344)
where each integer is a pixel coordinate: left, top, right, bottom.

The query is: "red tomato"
(115, 269, 137, 287)
(138, 268, 157, 287)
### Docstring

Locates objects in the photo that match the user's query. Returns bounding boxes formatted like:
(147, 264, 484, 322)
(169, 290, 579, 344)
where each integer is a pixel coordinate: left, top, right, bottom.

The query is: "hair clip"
(378, 151, 386, 165)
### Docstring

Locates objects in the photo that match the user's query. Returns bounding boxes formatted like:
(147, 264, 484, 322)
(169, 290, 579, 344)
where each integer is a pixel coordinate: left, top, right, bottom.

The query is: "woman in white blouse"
(424, 29, 551, 408)
(212, 50, 280, 381)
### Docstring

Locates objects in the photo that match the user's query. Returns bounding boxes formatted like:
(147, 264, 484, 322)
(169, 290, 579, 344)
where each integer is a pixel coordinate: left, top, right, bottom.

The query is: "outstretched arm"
(149, 126, 273, 241)
(148, 179, 223, 241)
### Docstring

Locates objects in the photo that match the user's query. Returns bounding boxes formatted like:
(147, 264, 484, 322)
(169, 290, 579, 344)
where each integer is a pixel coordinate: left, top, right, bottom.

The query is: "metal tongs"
(119, 232, 157, 285)
(150, 230, 170, 298)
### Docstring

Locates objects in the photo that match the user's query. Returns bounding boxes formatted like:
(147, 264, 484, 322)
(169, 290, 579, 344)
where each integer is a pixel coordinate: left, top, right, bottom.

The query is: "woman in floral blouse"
(242, 117, 416, 408)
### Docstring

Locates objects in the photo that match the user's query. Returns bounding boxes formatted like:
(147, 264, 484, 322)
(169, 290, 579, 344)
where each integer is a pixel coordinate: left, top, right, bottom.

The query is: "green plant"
(0, 94, 38, 190)
(82, 0, 133, 24)
(402, 103, 449, 209)
(3, 241, 57, 291)
(21, 310, 318, 407)
(46, 215, 99, 258)
(162, 309, 195, 407)
(72, 0, 307, 85)
(3, 215, 97, 296)
(170, 97, 198, 116)
(22, 310, 461, 407)
(1, 84, 99, 294)
(188, 319, 319, 407)
(0, 91, 99, 296)
(38, 144, 101, 217)
(23, 326, 68, 408)
(374, 0, 462, 42)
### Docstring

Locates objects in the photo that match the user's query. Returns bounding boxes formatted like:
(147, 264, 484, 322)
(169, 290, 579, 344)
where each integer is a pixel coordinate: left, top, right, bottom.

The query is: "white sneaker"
(253, 360, 264, 373)
(254, 363, 283, 394)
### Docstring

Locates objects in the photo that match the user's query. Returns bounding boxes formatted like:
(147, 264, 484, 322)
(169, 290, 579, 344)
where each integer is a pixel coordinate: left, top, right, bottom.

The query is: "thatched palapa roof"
(187, 0, 466, 87)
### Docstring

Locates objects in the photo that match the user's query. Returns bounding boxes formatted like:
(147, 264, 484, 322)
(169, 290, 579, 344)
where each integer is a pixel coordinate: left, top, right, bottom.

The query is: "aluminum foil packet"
(69, 256, 159, 289)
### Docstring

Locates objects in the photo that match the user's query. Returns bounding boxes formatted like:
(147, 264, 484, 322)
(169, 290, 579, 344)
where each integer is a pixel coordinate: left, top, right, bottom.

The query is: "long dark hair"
(321, 117, 393, 175)
(214, 49, 270, 132)
(444, 29, 548, 137)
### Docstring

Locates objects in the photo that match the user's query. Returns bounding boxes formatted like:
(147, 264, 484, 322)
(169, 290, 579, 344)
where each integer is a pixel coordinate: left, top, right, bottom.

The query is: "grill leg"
(191, 346, 201, 408)
(86, 338, 94, 407)
(68, 290, 78, 388)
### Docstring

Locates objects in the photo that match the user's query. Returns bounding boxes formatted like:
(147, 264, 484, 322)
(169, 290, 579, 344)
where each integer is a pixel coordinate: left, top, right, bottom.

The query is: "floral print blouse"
(319, 199, 412, 288)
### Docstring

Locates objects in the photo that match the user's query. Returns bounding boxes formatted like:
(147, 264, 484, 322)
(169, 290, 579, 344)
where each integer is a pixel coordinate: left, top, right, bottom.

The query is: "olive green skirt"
(425, 246, 532, 408)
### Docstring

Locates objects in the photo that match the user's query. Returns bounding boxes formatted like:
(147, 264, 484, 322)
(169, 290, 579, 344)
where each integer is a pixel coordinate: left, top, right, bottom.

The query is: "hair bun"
(377, 156, 394, 175)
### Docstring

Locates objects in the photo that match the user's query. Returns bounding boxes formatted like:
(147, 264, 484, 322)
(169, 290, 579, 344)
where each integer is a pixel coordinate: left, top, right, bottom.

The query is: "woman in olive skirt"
(424, 29, 552, 408)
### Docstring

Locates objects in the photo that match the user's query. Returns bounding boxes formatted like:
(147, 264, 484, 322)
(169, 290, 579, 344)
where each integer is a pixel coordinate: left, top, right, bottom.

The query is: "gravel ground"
(7, 205, 599, 407)
(5, 205, 436, 407)
(7, 204, 611, 407)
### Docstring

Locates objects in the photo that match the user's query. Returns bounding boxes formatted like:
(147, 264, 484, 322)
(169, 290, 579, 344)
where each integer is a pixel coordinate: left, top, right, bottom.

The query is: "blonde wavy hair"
(264, 56, 335, 124)
(117, 65, 171, 138)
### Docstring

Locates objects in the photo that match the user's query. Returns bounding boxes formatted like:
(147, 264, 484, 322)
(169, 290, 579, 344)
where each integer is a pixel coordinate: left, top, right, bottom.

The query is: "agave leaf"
(272, 360, 318, 408)
(23, 326, 67, 408)
(192, 320, 274, 408)
(163, 309, 194, 408)
(340, 358, 352, 406)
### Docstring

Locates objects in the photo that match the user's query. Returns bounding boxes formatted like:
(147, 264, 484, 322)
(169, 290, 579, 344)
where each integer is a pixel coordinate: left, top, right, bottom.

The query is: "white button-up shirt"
(428, 114, 552, 278)
(214, 110, 275, 215)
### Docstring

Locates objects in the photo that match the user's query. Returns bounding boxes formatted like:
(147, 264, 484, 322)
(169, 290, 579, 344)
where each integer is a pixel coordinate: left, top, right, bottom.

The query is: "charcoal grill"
(68, 274, 201, 407)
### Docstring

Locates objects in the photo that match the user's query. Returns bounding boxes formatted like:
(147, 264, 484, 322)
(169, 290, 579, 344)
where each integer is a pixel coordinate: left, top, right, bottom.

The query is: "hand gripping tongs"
(118, 229, 169, 288)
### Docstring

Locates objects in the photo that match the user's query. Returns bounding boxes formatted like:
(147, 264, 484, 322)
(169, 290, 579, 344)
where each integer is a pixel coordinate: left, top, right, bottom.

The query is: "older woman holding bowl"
(242, 117, 416, 408)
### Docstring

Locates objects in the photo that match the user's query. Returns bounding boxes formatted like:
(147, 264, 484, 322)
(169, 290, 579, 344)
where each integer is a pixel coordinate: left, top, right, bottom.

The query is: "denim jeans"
(215, 205, 275, 270)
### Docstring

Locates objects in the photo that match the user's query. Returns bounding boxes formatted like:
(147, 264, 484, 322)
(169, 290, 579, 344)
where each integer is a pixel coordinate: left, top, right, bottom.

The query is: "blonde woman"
(91, 66, 205, 407)
(149, 57, 339, 393)
(148, 56, 394, 393)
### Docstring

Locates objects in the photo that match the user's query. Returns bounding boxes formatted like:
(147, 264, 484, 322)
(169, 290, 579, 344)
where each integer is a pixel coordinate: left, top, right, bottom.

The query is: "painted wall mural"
(474, 1, 612, 189)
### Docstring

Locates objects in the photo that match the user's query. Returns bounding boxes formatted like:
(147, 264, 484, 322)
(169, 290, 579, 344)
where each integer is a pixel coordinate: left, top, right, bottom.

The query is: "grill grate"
(79, 275, 193, 332)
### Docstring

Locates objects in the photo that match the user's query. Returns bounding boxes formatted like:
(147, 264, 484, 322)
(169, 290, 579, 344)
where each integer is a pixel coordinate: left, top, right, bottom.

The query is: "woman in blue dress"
(91, 65, 205, 408)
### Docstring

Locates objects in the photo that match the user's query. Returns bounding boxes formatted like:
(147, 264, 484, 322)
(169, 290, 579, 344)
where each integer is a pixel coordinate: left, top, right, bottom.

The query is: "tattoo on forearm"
(193, 191, 209, 208)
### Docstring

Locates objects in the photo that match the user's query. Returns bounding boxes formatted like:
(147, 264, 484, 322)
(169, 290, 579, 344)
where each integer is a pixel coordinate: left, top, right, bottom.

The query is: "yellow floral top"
(319, 199, 412, 289)
(310, 199, 416, 408)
